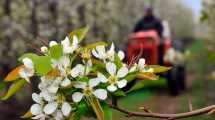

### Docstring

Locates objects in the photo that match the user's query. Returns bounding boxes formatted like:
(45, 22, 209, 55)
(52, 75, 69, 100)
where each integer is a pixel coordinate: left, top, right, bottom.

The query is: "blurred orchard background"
(0, 0, 215, 120)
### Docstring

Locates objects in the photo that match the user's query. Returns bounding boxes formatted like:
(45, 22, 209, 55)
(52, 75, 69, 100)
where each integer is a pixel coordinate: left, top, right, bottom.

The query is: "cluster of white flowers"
(26, 36, 79, 120)
(17, 34, 151, 120)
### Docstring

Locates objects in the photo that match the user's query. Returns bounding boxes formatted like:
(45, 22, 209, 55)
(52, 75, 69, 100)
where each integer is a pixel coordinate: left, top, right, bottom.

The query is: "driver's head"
(144, 6, 153, 17)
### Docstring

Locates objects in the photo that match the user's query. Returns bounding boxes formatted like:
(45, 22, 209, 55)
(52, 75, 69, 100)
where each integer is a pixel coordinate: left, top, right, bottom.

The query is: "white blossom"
(52, 56, 71, 76)
(39, 76, 71, 95)
(40, 46, 48, 53)
(70, 60, 92, 78)
(49, 41, 58, 47)
(72, 79, 107, 102)
(97, 62, 128, 92)
(30, 93, 72, 119)
(30, 93, 46, 120)
(117, 50, 125, 60)
(92, 43, 115, 62)
(19, 57, 34, 82)
(61, 36, 79, 54)
(129, 58, 154, 73)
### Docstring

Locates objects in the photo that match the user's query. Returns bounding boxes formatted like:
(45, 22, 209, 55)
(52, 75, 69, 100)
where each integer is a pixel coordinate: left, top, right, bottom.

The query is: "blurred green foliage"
(202, 0, 215, 49)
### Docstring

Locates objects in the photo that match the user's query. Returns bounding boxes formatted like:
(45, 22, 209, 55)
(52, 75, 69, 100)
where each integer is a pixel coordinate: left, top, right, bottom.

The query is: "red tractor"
(127, 30, 186, 95)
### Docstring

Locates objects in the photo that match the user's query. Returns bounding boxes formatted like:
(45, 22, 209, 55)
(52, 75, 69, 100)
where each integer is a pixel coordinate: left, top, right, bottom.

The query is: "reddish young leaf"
(21, 110, 33, 118)
(4, 65, 24, 82)
(137, 72, 158, 81)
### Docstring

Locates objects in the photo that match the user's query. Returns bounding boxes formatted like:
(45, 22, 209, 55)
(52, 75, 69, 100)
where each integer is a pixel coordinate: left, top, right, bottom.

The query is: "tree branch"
(109, 104, 215, 119)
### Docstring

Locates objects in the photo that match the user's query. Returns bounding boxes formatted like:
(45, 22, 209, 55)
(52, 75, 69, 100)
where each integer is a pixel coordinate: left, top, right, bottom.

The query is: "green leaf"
(69, 26, 90, 42)
(18, 53, 38, 62)
(114, 54, 123, 69)
(77, 76, 89, 82)
(71, 101, 89, 120)
(125, 73, 137, 82)
(0, 82, 5, 91)
(1, 79, 27, 100)
(19, 53, 53, 75)
(101, 102, 112, 120)
(127, 81, 145, 93)
(34, 56, 52, 75)
(113, 90, 126, 97)
(145, 65, 171, 73)
(49, 44, 63, 59)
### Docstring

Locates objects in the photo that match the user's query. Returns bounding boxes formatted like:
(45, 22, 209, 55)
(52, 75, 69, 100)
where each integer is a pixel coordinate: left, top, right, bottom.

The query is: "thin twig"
(139, 106, 152, 113)
(188, 96, 193, 111)
(109, 104, 215, 119)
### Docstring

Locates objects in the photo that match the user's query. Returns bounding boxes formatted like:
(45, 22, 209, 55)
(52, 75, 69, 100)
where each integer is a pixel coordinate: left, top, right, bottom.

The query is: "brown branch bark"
(109, 104, 215, 119)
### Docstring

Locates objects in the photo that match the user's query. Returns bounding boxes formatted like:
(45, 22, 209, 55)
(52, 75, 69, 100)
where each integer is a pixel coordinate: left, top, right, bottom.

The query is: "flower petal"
(23, 58, 34, 69)
(60, 78, 71, 87)
(19, 68, 33, 80)
(73, 81, 87, 89)
(71, 64, 84, 77)
(96, 46, 106, 58)
(43, 102, 58, 115)
(41, 46, 48, 53)
(85, 60, 92, 75)
(106, 62, 116, 76)
(30, 104, 42, 115)
(40, 91, 55, 102)
(92, 49, 99, 58)
(54, 110, 63, 120)
(61, 36, 70, 46)
(32, 93, 42, 103)
(97, 73, 108, 83)
(117, 67, 128, 78)
(61, 102, 71, 116)
(73, 35, 79, 47)
(109, 43, 115, 53)
(138, 58, 145, 69)
(72, 92, 84, 103)
(49, 41, 58, 47)
(118, 50, 125, 60)
(93, 89, 107, 100)
(117, 79, 127, 88)
(32, 114, 46, 120)
(107, 85, 117, 92)
(89, 78, 100, 88)
(47, 85, 59, 94)
(60, 56, 70, 68)
(63, 46, 73, 54)
(129, 64, 137, 73)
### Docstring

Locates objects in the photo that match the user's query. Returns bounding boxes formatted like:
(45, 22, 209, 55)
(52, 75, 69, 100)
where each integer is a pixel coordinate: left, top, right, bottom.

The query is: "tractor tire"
(165, 67, 181, 96)
(176, 65, 186, 91)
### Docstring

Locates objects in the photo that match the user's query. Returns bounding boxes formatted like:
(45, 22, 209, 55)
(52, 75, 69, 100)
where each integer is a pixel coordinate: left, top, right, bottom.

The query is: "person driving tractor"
(127, 6, 186, 96)
(134, 6, 164, 38)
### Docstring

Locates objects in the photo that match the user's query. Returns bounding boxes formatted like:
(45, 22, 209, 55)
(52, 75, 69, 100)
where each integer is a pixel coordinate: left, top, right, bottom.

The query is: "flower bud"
(49, 41, 58, 47)
(41, 46, 48, 53)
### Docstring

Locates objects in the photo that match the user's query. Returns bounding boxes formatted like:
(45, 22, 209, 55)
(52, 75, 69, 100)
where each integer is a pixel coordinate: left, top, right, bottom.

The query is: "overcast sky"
(182, 0, 202, 17)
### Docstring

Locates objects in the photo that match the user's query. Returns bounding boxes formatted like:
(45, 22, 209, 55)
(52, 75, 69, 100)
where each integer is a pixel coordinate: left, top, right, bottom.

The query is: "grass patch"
(112, 78, 167, 120)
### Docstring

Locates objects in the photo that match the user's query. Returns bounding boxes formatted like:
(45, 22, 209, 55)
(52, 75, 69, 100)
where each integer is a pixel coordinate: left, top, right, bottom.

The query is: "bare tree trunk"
(30, 0, 38, 38)
(49, 0, 59, 40)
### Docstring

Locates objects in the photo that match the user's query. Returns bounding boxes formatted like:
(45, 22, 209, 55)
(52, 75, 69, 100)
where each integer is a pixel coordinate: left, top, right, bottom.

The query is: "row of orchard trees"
(202, 0, 215, 48)
(0, 0, 195, 75)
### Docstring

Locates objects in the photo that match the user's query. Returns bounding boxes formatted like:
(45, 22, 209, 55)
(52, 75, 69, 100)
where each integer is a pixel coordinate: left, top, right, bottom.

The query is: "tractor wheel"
(176, 65, 186, 91)
(166, 67, 180, 96)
